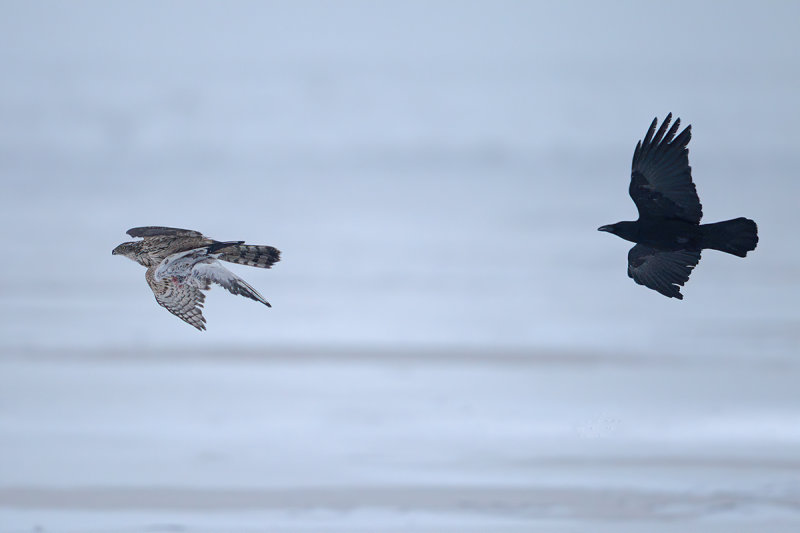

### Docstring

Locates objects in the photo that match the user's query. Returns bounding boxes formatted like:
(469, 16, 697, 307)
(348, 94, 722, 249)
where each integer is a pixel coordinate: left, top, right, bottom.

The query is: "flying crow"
(598, 114, 758, 299)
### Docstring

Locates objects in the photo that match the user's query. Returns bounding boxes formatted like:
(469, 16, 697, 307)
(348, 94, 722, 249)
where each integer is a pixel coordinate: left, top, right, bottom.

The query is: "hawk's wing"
(630, 114, 702, 224)
(127, 226, 204, 238)
(154, 248, 211, 281)
(627, 245, 701, 300)
(155, 248, 272, 308)
(193, 262, 271, 307)
(145, 267, 208, 330)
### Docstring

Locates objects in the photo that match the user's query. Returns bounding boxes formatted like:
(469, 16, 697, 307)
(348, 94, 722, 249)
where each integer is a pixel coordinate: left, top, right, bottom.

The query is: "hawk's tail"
(213, 243, 281, 269)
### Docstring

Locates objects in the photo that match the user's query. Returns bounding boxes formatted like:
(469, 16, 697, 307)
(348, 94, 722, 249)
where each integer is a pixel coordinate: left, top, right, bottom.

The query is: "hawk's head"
(112, 241, 143, 263)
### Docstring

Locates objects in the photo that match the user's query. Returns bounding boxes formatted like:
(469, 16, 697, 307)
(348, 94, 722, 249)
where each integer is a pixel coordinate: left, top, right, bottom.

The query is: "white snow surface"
(2, 349, 800, 532)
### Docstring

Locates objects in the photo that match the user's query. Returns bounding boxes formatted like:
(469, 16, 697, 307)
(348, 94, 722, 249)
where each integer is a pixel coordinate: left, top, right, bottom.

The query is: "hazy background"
(1, 1, 799, 532)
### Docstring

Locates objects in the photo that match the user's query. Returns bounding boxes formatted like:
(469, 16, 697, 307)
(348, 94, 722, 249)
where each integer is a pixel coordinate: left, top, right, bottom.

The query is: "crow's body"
(599, 114, 758, 299)
(608, 218, 702, 251)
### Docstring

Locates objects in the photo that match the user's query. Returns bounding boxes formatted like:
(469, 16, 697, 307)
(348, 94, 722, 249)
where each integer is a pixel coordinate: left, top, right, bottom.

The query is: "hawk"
(112, 226, 281, 330)
(598, 114, 758, 299)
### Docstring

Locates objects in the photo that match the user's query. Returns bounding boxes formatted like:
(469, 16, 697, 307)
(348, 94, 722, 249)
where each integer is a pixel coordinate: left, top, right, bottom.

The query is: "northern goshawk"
(113, 226, 280, 330)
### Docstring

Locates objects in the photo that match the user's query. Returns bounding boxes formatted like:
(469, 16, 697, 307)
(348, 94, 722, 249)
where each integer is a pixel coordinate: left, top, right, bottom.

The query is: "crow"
(598, 114, 758, 299)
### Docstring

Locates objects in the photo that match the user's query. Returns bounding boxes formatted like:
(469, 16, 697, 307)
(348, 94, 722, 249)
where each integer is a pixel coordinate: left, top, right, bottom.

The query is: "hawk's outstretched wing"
(630, 113, 702, 224)
(145, 267, 208, 330)
(193, 262, 271, 307)
(127, 226, 204, 238)
(627, 245, 701, 300)
(155, 248, 272, 308)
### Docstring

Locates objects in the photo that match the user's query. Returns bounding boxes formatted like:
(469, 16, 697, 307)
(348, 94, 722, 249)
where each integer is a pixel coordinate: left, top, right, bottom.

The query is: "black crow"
(598, 114, 758, 299)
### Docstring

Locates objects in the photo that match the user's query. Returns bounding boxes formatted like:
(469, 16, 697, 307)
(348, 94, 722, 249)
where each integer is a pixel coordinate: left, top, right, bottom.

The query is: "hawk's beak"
(597, 225, 613, 233)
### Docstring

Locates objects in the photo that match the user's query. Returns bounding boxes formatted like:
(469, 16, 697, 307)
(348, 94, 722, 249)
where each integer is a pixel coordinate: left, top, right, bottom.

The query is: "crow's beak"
(597, 225, 613, 233)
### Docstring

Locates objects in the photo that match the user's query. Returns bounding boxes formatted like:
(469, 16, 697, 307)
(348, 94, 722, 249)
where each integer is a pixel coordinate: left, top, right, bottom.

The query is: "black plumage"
(599, 114, 758, 299)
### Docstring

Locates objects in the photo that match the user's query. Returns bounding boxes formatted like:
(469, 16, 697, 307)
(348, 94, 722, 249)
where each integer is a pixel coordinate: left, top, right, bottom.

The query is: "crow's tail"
(701, 217, 758, 257)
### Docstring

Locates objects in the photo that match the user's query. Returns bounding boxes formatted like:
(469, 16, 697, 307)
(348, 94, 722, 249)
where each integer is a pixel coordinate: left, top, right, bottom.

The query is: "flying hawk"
(113, 226, 281, 330)
(598, 114, 758, 299)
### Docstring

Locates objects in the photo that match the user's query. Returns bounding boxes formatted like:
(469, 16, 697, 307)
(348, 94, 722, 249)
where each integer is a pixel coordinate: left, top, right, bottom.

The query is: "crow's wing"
(145, 267, 207, 330)
(193, 262, 271, 307)
(127, 226, 204, 238)
(630, 114, 702, 224)
(627, 244, 701, 300)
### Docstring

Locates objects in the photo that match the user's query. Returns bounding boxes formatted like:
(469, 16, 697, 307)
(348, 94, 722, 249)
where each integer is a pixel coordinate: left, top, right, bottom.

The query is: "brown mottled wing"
(630, 114, 702, 224)
(627, 245, 701, 300)
(145, 268, 207, 331)
(127, 226, 204, 238)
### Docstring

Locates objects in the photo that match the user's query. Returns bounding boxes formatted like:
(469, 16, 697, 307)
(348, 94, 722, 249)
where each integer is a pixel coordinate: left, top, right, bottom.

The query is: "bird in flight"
(113, 227, 281, 330)
(598, 114, 758, 299)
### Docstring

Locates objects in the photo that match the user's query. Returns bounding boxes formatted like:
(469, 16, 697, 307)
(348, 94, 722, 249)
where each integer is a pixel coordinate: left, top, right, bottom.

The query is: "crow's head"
(598, 221, 638, 243)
